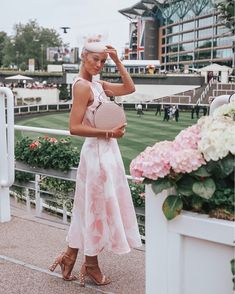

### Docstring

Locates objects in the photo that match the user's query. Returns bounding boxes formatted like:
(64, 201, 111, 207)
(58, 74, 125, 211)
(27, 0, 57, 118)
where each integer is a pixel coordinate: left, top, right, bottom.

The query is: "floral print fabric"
(66, 78, 142, 256)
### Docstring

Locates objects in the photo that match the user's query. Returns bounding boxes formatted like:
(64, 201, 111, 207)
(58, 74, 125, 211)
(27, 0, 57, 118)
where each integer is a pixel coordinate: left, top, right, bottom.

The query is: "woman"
(49, 38, 142, 287)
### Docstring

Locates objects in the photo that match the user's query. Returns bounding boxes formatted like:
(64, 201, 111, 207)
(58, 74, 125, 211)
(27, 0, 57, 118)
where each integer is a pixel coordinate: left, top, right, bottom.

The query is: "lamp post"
(16, 51, 19, 70)
(232, 41, 235, 71)
(41, 44, 44, 71)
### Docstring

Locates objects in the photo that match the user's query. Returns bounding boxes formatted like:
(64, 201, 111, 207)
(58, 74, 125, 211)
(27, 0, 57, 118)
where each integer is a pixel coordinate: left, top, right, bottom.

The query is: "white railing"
(0, 87, 14, 222)
(14, 102, 72, 115)
(13, 161, 76, 223)
(197, 78, 214, 105)
(154, 95, 192, 104)
(207, 83, 235, 102)
(213, 88, 235, 97)
(14, 125, 71, 136)
(12, 100, 201, 118)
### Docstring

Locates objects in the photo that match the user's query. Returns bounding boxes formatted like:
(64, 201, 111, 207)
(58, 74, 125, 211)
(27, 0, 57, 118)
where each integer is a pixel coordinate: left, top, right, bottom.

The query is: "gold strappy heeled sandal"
(49, 252, 77, 281)
(78, 263, 111, 287)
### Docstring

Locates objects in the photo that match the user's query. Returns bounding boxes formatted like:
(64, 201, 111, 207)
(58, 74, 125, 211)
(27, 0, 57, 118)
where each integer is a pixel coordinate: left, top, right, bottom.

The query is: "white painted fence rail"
(0, 87, 14, 222)
(146, 185, 234, 294)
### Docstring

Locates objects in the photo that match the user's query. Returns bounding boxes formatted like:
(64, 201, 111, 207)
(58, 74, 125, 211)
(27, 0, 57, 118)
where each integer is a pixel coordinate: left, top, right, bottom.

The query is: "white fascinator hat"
(83, 34, 107, 53)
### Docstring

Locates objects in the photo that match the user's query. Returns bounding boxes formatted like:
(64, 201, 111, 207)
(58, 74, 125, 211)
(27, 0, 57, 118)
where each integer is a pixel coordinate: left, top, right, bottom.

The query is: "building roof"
(198, 63, 233, 73)
(107, 59, 161, 67)
(118, 0, 162, 19)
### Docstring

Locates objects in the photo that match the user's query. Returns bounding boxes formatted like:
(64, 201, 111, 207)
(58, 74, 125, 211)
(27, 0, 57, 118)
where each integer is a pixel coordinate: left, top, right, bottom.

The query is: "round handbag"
(94, 101, 126, 130)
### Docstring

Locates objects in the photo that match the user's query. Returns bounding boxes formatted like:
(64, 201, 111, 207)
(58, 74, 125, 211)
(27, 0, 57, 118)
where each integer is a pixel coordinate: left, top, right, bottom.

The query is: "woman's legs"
(78, 255, 111, 286)
(62, 247, 78, 278)
(65, 246, 78, 259)
(85, 255, 103, 283)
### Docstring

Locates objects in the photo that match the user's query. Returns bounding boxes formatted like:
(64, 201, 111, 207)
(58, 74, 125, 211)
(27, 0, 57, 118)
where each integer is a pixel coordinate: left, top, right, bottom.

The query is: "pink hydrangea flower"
(170, 149, 205, 173)
(130, 103, 234, 187)
(130, 141, 172, 180)
(174, 124, 201, 150)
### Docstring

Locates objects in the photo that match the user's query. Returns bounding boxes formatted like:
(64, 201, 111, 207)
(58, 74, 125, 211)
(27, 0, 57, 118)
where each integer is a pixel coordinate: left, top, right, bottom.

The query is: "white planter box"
(146, 185, 234, 294)
(15, 161, 77, 181)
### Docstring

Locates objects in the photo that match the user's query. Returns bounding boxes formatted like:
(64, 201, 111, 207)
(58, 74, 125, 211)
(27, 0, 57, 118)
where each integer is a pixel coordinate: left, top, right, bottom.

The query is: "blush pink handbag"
(93, 89, 126, 130)
(94, 101, 126, 130)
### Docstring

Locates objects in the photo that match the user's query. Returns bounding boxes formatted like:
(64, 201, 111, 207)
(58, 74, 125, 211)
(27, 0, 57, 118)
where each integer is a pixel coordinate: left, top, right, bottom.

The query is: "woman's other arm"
(102, 46, 135, 96)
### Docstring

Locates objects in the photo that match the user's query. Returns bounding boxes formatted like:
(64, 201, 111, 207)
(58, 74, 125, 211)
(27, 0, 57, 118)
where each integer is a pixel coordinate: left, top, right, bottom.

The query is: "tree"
(216, 0, 235, 34)
(216, 0, 235, 69)
(0, 31, 8, 67)
(2, 19, 63, 70)
(59, 84, 70, 101)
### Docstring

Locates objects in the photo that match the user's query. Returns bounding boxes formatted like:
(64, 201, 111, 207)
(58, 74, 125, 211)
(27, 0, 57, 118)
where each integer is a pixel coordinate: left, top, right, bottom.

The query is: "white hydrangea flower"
(213, 102, 235, 119)
(198, 109, 235, 161)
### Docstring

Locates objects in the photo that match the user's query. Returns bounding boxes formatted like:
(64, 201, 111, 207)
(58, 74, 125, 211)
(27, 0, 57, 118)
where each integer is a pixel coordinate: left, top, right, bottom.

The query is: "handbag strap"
(228, 92, 235, 103)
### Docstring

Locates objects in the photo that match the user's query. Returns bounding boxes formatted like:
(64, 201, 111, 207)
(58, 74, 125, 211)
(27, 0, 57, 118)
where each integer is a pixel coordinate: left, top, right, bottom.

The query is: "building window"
(167, 35, 179, 44)
(216, 24, 230, 35)
(195, 49, 211, 60)
(169, 55, 178, 62)
(182, 21, 194, 32)
(182, 31, 195, 41)
(195, 40, 212, 49)
(198, 28, 213, 38)
(214, 37, 233, 47)
(182, 42, 194, 51)
(198, 16, 213, 28)
(167, 45, 178, 53)
(179, 53, 193, 61)
(214, 48, 233, 59)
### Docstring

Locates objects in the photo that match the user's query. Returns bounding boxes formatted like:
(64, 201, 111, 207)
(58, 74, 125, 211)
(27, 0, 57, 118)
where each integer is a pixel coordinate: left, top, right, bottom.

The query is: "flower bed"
(15, 136, 80, 172)
(14, 136, 145, 212)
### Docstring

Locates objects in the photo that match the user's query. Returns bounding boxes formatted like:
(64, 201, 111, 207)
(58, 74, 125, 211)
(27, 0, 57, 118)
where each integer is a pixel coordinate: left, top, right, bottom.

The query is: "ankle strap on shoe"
(84, 263, 98, 268)
(63, 254, 75, 261)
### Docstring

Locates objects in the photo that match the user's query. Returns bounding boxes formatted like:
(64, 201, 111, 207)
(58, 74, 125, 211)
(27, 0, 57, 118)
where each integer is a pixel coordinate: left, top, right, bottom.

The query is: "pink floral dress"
(66, 78, 142, 256)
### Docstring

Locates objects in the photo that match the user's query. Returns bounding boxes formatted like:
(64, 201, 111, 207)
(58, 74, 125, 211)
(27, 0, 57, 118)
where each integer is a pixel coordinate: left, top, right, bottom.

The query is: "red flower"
(29, 141, 40, 149)
(139, 192, 145, 199)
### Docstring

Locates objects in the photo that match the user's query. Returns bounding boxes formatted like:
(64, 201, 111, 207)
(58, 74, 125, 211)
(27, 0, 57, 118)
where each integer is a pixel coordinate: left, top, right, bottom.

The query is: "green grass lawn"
(15, 111, 199, 174)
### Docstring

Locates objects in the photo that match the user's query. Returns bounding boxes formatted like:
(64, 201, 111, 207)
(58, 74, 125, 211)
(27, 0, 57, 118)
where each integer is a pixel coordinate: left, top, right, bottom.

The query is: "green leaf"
(191, 165, 212, 177)
(151, 178, 173, 195)
(191, 196, 204, 211)
(231, 259, 235, 276)
(177, 175, 195, 196)
(162, 195, 183, 220)
(206, 155, 235, 179)
(192, 178, 216, 199)
(142, 178, 153, 184)
(220, 154, 235, 176)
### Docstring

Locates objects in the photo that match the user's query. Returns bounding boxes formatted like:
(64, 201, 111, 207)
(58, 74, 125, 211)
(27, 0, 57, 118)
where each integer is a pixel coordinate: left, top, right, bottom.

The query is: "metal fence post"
(25, 188, 31, 212)
(35, 174, 42, 216)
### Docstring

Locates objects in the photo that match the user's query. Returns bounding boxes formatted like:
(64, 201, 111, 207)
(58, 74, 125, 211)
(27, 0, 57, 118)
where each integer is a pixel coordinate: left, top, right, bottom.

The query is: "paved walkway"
(0, 200, 145, 294)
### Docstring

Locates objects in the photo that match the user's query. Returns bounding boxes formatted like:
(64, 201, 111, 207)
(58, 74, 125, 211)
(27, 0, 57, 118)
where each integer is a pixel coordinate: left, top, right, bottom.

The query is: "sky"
(0, 0, 138, 56)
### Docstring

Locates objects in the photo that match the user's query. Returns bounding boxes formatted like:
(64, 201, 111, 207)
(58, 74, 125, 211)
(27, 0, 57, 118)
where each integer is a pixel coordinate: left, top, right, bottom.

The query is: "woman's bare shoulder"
(74, 78, 91, 88)
(74, 79, 91, 93)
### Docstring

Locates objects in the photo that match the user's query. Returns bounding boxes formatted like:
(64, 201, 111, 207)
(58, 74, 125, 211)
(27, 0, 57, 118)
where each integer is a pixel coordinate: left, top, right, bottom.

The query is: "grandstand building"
(119, 0, 234, 71)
